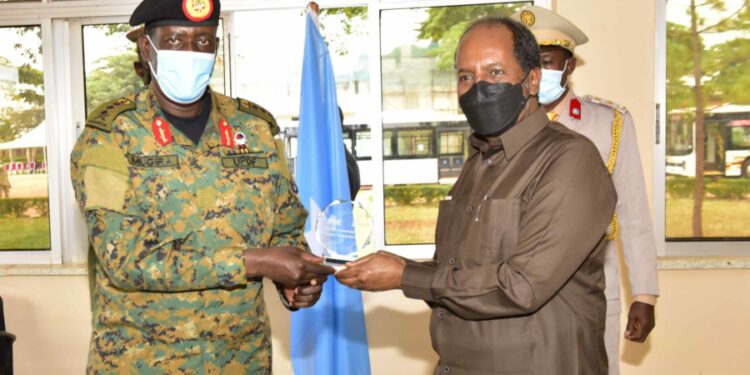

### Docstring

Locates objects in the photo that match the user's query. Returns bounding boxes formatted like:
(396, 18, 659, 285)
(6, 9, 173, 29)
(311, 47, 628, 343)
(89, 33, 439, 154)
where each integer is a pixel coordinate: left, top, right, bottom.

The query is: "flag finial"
(307, 2, 319, 15)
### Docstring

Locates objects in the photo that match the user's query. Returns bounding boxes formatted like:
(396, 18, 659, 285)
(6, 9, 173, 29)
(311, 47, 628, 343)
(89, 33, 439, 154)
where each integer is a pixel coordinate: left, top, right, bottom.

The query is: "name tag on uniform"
(127, 154, 179, 168)
(221, 155, 268, 169)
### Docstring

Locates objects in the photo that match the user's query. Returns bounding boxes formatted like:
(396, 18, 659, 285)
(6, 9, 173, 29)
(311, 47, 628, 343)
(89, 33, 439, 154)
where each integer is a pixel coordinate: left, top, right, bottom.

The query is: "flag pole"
(291, 2, 372, 373)
(307, 2, 321, 27)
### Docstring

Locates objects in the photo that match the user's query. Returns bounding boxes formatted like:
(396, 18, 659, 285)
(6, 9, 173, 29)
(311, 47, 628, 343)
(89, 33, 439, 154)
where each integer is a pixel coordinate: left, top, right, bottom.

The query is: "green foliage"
(385, 184, 452, 205)
(85, 52, 145, 112)
(0, 105, 44, 142)
(17, 63, 44, 89)
(417, 4, 526, 71)
(666, 176, 750, 199)
(0, 197, 49, 218)
(708, 38, 750, 103)
(100, 24, 133, 37)
(321, 6, 368, 34)
(667, 0, 750, 110)
(1, 28, 45, 143)
(666, 22, 698, 110)
(12, 26, 42, 64)
(318, 6, 368, 57)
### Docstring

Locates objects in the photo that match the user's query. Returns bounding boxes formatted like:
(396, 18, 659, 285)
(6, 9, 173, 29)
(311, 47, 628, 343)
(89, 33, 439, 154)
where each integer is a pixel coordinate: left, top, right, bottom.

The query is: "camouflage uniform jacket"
(70, 86, 308, 373)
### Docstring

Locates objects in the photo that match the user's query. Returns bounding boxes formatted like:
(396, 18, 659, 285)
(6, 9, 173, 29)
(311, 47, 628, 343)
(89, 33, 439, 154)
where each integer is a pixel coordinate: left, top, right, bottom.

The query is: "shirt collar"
(135, 86, 223, 150)
(469, 107, 550, 160)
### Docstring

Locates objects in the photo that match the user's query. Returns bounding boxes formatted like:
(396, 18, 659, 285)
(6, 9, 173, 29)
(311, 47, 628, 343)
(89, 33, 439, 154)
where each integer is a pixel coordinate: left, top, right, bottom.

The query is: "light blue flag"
(290, 11, 372, 375)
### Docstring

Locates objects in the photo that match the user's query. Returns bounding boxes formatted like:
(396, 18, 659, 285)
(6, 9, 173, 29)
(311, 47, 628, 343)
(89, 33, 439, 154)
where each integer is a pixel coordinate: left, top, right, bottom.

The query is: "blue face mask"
(538, 60, 569, 105)
(147, 35, 216, 104)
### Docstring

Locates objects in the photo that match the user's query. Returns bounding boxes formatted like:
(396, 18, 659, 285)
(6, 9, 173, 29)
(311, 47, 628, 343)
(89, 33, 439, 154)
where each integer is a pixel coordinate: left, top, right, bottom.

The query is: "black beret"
(129, 0, 221, 27)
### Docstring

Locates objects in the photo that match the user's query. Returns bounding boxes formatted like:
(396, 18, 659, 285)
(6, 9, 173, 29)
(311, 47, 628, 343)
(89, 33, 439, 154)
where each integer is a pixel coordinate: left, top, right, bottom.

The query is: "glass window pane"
(729, 122, 750, 148)
(233, 7, 373, 251)
(665, 1, 750, 239)
(83, 21, 226, 114)
(396, 129, 433, 157)
(354, 130, 372, 159)
(234, 8, 368, 126)
(383, 130, 393, 158)
(381, 2, 530, 245)
(439, 130, 464, 155)
(0, 25, 51, 251)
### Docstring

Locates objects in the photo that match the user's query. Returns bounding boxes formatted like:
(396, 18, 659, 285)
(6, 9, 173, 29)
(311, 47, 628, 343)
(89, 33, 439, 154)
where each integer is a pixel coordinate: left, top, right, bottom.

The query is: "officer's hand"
(624, 301, 655, 342)
(335, 250, 406, 292)
(282, 279, 327, 309)
(245, 247, 335, 286)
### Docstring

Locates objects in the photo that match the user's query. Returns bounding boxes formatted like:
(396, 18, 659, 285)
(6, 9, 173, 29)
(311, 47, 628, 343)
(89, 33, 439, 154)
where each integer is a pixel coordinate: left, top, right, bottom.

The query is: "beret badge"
(182, 0, 213, 22)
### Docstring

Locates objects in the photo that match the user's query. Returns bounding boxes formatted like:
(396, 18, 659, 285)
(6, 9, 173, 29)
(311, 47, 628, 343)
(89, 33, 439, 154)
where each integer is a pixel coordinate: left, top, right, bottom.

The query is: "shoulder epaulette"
(237, 98, 280, 135)
(85, 98, 135, 133)
(582, 95, 628, 115)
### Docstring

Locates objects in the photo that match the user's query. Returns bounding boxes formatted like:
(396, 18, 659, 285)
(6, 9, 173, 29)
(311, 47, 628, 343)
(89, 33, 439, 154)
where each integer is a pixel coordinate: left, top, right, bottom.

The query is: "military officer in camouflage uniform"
(70, 0, 335, 372)
(0, 165, 10, 198)
(513, 6, 660, 374)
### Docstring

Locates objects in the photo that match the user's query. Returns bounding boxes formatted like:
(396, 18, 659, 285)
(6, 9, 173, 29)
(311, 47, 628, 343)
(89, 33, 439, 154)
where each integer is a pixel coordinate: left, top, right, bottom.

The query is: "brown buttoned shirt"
(402, 108, 617, 375)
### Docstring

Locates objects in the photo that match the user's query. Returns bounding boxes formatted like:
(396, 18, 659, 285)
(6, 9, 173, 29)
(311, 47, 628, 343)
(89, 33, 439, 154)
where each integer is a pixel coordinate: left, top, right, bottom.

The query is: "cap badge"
(182, 0, 213, 22)
(520, 10, 536, 27)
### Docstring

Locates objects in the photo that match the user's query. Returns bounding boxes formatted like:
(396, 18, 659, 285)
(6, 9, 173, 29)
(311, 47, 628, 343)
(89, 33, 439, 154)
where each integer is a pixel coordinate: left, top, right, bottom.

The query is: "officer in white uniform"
(512, 6, 660, 375)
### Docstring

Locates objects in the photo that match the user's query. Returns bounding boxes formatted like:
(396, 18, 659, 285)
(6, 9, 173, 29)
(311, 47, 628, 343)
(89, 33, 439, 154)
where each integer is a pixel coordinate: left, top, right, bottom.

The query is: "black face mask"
(459, 79, 528, 137)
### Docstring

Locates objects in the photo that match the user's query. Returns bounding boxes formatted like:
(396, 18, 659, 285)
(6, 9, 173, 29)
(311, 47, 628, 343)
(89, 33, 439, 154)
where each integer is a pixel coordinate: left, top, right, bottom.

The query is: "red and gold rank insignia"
(182, 0, 213, 22)
(218, 119, 234, 148)
(569, 97, 582, 120)
(152, 117, 173, 146)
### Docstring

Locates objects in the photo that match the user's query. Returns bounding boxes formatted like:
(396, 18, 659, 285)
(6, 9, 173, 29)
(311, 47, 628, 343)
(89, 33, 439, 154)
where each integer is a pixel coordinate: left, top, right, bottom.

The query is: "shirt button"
(443, 366, 450, 373)
(465, 206, 473, 213)
(438, 311, 445, 320)
(448, 258, 456, 265)
(484, 158, 492, 165)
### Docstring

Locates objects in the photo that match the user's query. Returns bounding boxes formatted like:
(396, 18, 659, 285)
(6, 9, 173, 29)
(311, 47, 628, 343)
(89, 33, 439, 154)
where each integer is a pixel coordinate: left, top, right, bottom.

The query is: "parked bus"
(666, 105, 750, 178)
(281, 116, 472, 186)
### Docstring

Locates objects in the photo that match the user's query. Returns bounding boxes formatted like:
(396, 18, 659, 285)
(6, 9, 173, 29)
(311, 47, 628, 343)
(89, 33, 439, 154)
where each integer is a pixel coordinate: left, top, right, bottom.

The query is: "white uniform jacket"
(549, 89, 660, 311)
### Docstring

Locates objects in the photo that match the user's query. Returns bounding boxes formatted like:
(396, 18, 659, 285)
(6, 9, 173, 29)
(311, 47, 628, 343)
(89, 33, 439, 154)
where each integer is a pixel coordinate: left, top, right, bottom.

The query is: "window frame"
(654, 0, 750, 256)
(0, 18, 64, 265)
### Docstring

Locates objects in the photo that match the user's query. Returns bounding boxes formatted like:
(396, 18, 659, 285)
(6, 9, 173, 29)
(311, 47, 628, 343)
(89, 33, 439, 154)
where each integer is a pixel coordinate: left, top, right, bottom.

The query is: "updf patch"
(86, 98, 136, 132)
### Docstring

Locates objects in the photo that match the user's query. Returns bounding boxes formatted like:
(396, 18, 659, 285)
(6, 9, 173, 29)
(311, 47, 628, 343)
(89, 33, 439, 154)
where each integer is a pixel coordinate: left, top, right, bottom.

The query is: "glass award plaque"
(314, 199, 373, 267)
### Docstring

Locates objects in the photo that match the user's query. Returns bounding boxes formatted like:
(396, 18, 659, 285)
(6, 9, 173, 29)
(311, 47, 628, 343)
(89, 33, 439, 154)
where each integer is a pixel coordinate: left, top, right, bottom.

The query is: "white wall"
(3, 269, 750, 374)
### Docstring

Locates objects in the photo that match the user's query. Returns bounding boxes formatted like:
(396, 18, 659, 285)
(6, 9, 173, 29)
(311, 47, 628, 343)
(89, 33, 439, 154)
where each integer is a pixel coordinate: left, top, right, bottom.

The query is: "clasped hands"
(243, 248, 407, 308)
(244, 246, 335, 309)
